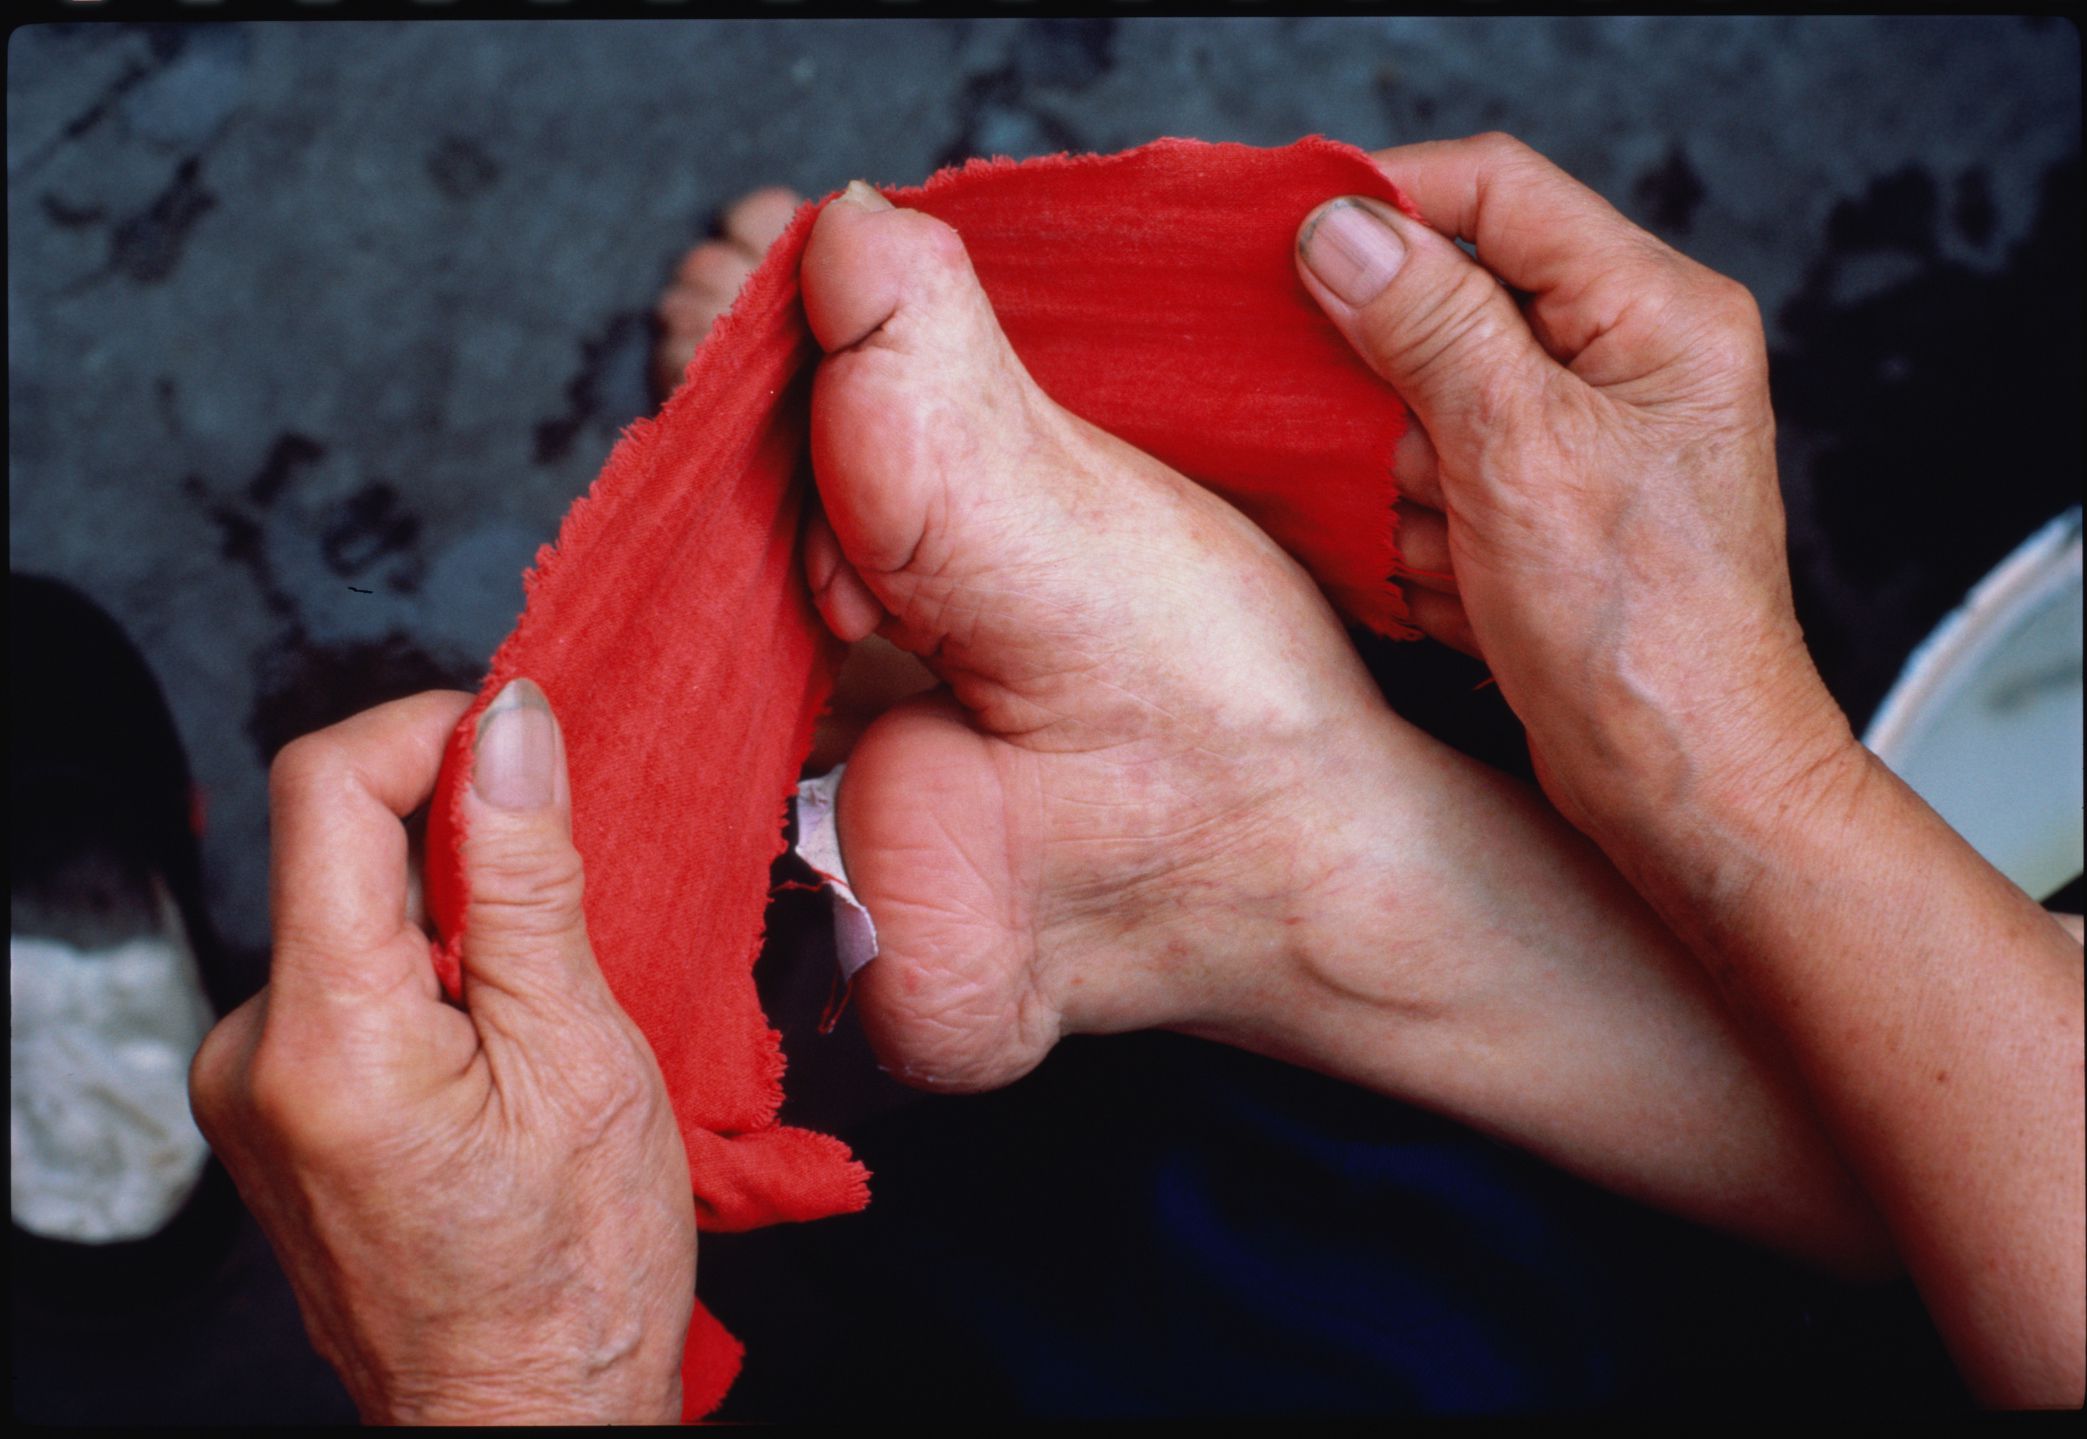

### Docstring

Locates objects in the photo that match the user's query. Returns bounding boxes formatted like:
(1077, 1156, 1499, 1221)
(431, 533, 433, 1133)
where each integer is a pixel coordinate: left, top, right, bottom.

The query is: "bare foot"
(799, 185, 1441, 1091)
(651, 186, 802, 398)
(791, 191, 1907, 1284)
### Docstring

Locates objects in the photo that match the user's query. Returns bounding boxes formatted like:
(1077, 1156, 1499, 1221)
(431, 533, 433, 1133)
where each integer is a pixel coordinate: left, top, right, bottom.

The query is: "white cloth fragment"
(793, 764, 881, 980)
(10, 885, 213, 1244)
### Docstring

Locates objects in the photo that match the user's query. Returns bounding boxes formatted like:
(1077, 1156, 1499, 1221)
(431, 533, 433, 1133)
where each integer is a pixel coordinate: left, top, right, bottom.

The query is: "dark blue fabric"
(703, 999, 1969, 1419)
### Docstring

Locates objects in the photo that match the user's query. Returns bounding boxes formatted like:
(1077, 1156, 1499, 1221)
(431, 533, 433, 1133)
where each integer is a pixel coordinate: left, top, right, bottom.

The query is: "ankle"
(1053, 710, 1463, 1048)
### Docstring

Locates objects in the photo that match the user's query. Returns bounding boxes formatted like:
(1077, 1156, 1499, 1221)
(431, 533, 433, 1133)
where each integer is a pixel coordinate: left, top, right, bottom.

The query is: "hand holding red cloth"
(423, 136, 1417, 1418)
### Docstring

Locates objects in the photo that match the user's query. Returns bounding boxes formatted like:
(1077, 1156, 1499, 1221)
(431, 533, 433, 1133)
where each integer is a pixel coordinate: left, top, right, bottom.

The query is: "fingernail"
(474, 678, 557, 812)
(840, 179, 893, 212)
(1300, 198, 1407, 308)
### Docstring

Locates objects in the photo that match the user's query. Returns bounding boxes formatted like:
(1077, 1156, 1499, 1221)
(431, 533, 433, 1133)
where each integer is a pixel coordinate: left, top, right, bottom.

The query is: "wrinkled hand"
(1297, 133, 1852, 840)
(189, 683, 694, 1425)
(1297, 137, 2086, 1408)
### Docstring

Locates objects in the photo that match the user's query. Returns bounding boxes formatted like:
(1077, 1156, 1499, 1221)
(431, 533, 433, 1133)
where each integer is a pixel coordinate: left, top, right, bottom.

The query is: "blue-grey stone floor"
(8, 14, 2080, 1421)
(10, 13, 2079, 966)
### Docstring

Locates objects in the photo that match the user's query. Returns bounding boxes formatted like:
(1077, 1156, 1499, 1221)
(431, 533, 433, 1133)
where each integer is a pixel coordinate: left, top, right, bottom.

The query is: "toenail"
(840, 179, 894, 213)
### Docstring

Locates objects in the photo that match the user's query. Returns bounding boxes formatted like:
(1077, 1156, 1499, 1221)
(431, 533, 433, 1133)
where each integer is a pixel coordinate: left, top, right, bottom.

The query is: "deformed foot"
(800, 184, 1430, 1091)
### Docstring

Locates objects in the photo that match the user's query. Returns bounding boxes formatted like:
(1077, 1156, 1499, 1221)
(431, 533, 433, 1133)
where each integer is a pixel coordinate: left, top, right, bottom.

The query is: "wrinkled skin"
(190, 687, 693, 1424)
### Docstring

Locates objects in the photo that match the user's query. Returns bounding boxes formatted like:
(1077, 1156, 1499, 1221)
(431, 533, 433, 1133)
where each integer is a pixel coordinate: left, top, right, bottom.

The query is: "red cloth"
(424, 136, 1416, 1419)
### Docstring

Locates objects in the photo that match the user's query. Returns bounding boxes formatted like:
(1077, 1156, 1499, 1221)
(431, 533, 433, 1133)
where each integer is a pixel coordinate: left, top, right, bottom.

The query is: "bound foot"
(801, 183, 1462, 1091)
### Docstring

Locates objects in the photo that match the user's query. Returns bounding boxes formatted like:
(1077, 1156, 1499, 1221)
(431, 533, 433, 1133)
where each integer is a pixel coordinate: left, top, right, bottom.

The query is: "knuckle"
(1698, 272, 1765, 338)
(466, 834, 588, 936)
(243, 1038, 313, 1143)
(245, 1033, 380, 1162)
(565, 1048, 659, 1145)
(1370, 262, 1522, 402)
(1621, 263, 1770, 401)
(1475, 132, 1560, 193)
(268, 730, 350, 812)
(1471, 130, 1535, 166)
(1695, 285, 1769, 375)
(187, 1028, 238, 1134)
(188, 998, 268, 1145)
(1715, 274, 1763, 327)
(1699, 327, 1765, 383)
(504, 1009, 662, 1149)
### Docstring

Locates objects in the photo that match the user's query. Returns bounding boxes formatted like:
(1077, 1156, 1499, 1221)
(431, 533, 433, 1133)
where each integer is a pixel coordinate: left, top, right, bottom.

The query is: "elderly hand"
(189, 683, 694, 1424)
(1296, 133, 1849, 846)
(1298, 134, 2083, 1407)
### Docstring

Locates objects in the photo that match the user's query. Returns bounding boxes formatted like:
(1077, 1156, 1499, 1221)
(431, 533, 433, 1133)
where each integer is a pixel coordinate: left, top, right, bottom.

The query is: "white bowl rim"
(1863, 506, 2083, 765)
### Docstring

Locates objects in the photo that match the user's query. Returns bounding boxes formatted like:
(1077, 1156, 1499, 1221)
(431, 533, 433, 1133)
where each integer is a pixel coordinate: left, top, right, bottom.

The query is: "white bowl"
(1863, 508, 2083, 901)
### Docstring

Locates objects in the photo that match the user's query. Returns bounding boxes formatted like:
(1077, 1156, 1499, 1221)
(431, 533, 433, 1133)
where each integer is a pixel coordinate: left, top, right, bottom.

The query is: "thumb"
(458, 677, 600, 1010)
(1296, 196, 1556, 442)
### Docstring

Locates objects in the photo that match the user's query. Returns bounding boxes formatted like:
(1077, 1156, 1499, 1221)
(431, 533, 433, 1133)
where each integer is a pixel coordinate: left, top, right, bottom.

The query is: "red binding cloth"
(423, 136, 1417, 1419)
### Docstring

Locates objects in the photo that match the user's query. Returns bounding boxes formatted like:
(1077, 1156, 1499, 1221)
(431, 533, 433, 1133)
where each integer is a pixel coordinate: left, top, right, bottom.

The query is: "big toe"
(802, 185, 1092, 646)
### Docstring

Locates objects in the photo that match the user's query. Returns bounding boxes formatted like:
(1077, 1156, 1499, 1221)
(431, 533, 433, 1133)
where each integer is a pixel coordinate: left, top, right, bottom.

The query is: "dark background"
(9, 12, 2080, 1421)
